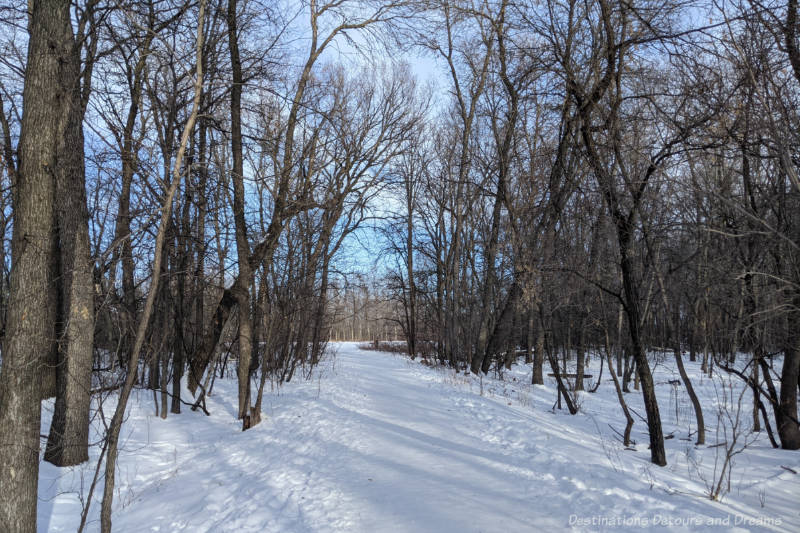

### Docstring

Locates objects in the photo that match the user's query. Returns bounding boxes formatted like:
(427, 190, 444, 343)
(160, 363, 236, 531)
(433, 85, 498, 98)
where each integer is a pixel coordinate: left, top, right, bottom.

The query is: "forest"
(0, 0, 798, 530)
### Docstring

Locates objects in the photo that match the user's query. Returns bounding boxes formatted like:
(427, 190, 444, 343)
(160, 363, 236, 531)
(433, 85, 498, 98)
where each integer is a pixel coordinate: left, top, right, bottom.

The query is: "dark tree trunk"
(525, 312, 533, 365)
(0, 0, 68, 529)
(778, 304, 800, 449)
(604, 326, 634, 445)
(659, 285, 703, 451)
(405, 177, 417, 359)
(228, 0, 254, 420)
(618, 228, 667, 466)
(674, 343, 705, 445)
(171, 196, 193, 415)
(45, 27, 94, 466)
(532, 312, 545, 385)
(575, 322, 586, 391)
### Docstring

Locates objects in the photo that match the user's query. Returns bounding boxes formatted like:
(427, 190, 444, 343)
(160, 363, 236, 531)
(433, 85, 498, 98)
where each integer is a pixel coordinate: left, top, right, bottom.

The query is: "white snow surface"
(38, 342, 799, 532)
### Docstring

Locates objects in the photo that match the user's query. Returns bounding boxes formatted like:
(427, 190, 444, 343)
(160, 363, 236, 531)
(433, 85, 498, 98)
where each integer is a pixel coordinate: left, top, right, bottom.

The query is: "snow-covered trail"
(39, 343, 798, 532)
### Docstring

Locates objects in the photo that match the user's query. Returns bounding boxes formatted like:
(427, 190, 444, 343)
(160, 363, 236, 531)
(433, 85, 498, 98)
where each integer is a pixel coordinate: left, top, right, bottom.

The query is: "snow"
(38, 343, 799, 532)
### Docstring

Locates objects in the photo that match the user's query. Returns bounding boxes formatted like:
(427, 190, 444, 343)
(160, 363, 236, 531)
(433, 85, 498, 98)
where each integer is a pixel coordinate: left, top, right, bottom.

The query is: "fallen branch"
(149, 386, 210, 415)
(608, 423, 636, 445)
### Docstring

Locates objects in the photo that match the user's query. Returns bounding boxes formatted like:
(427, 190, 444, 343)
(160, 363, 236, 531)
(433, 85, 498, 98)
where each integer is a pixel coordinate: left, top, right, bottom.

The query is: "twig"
(629, 406, 648, 423)
(77, 435, 109, 533)
(90, 383, 123, 395)
(145, 385, 209, 415)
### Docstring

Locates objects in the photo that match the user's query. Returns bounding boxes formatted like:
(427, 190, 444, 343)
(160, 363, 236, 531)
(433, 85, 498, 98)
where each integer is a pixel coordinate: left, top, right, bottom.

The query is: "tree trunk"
(604, 327, 634, 445)
(405, 178, 417, 359)
(228, 0, 254, 420)
(575, 322, 586, 391)
(619, 234, 666, 466)
(0, 0, 68, 528)
(532, 312, 544, 385)
(778, 301, 800, 449)
(45, 30, 94, 466)
(525, 312, 533, 365)
(752, 359, 762, 432)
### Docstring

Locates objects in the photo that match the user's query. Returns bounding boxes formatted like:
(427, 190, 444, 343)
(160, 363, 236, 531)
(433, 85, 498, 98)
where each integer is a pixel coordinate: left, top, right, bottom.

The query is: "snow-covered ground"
(38, 343, 799, 532)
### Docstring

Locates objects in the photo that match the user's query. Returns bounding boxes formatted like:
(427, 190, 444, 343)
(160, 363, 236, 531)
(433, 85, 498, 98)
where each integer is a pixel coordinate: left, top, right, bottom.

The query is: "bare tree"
(0, 0, 72, 528)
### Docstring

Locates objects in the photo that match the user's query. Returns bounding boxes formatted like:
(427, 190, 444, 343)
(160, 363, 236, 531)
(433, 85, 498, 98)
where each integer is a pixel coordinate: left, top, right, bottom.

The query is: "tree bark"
(227, 0, 255, 420)
(604, 325, 634, 445)
(575, 322, 586, 391)
(0, 0, 69, 528)
(777, 295, 800, 449)
(617, 227, 667, 466)
(45, 25, 94, 466)
(405, 165, 417, 359)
